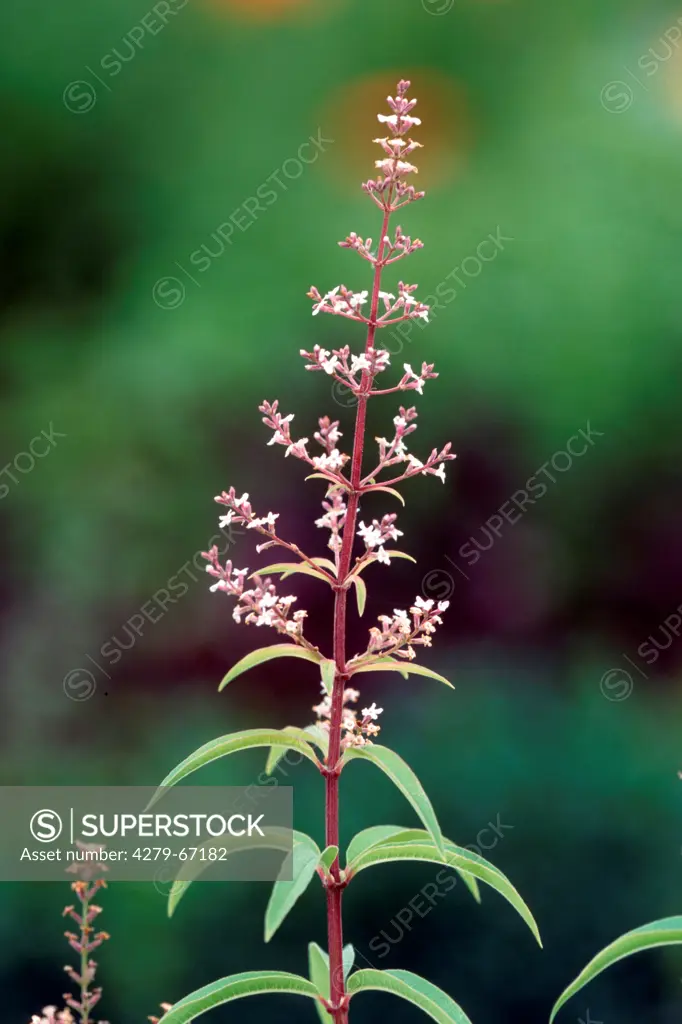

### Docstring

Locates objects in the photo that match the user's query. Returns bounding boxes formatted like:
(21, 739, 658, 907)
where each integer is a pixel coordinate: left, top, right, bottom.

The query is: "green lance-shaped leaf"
(264, 723, 330, 776)
(346, 825, 411, 865)
(320, 659, 336, 695)
(265, 831, 322, 942)
(349, 552, 416, 581)
(550, 916, 682, 1023)
(308, 943, 356, 1024)
(320, 845, 339, 872)
(363, 484, 406, 506)
(347, 838, 541, 946)
(250, 562, 332, 583)
(343, 745, 445, 855)
(345, 826, 480, 904)
(351, 656, 453, 689)
(311, 556, 338, 575)
(347, 968, 474, 1024)
(158, 971, 321, 1024)
(352, 576, 367, 616)
(149, 728, 320, 803)
(219, 644, 322, 691)
(167, 827, 296, 917)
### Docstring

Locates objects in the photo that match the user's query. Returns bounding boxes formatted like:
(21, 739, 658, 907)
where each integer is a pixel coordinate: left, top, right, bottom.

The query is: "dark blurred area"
(1, 0, 682, 1020)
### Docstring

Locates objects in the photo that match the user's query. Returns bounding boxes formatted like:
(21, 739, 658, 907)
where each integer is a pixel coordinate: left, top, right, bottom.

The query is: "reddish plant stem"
(324, 205, 392, 1024)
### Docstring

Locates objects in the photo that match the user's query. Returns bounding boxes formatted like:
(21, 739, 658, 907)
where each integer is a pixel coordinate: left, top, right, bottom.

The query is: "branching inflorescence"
(152, 79, 543, 1024)
(28, 77, 682, 1024)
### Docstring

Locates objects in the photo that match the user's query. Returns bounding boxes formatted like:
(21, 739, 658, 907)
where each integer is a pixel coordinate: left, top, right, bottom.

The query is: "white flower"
(358, 521, 382, 548)
(247, 512, 279, 530)
(407, 455, 424, 471)
(351, 354, 371, 374)
(377, 113, 398, 126)
(433, 463, 446, 483)
(376, 546, 391, 565)
(209, 580, 227, 593)
(321, 356, 339, 375)
(362, 702, 384, 720)
(414, 596, 434, 611)
(313, 449, 345, 472)
(393, 609, 411, 633)
(379, 291, 395, 302)
(285, 437, 309, 457)
(218, 512, 234, 528)
(349, 290, 368, 309)
(312, 288, 339, 315)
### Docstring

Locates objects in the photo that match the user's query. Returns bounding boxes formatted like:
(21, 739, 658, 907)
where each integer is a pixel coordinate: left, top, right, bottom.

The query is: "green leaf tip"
(219, 644, 322, 691)
(549, 916, 682, 1023)
(347, 968, 474, 1024)
(157, 971, 321, 1024)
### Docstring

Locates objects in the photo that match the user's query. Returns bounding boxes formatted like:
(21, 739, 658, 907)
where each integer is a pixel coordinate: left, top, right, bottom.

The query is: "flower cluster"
(31, 1011, 75, 1024)
(34, 846, 113, 1024)
(339, 225, 423, 266)
(203, 546, 308, 640)
(259, 400, 308, 459)
(357, 513, 403, 565)
(214, 487, 281, 540)
(259, 403, 351, 480)
(363, 79, 426, 211)
(357, 596, 450, 662)
(397, 361, 438, 396)
(306, 282, 429, 326)
(366, 406, 455, 486)
(312, 685, 384, 749)
(301, 344, 391, 381)
(315, 487, 347, 556)
(375, 282, 430, 324)
(308, 82, 430, 334)
(307, 285, 369, 322)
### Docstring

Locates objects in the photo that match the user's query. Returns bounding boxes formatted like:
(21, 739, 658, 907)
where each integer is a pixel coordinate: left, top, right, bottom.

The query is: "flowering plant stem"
(152, 77, 545, 1024)
(326, 205, 392, 1021)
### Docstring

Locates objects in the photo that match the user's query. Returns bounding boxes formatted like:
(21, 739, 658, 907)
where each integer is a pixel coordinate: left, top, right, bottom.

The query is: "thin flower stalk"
(200, 79, 455, 1024)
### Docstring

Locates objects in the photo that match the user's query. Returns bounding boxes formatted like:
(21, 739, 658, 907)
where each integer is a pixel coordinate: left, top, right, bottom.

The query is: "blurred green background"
(1, 0, 682, 1020)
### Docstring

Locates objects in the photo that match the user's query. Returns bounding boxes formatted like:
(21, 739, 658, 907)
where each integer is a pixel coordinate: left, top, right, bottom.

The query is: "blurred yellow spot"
(205, 0, 340, 20)
(320, 70, 471, 190)
(659, 18, 682, 120)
